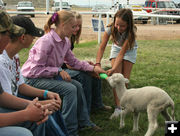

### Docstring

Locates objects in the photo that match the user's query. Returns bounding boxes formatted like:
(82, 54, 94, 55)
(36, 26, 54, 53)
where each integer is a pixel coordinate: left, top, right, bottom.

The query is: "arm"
(18, 83, 61, 102)
(22, 38, 59, 78)
(65, 49, 94, 71)
(0, 109, 32, 127)
(18, 83, 44, 98)
(0, 92, 30, 110)
(18, 84, 61, 112)
(0, 97, 50, 127)
(29, 48, 59, 78)
(65, 50, 106, 74)
(96, 32, 110, 65)
(107, 39, 129, 75)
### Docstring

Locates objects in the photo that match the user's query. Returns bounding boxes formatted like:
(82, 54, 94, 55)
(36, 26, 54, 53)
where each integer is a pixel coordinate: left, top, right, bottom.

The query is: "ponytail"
(44, 16, 54, 33)
(44, 11, 74, 34)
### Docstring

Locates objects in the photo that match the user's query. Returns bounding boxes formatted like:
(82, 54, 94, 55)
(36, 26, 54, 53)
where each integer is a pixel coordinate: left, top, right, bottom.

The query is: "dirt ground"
(29, 14, 180, 42)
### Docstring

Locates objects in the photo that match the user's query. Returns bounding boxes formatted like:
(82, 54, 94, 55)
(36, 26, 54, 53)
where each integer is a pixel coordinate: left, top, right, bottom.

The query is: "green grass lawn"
(19, 40, 180, 136)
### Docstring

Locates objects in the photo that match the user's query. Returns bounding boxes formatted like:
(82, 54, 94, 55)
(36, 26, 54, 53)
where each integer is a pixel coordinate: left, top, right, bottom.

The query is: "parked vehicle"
(0, 0, 6, 10)
(144, 0, 180, 23)
(16, 1, 35, 17)
(109, 3, 149, 24)
(52, 0, 71, 11)
(92, 4, 110, 18)
(130, 5, 149, 24)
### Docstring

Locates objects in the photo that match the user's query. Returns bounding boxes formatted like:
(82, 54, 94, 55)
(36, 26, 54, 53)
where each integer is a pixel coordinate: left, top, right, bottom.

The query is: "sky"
(66, 0, 180, 6)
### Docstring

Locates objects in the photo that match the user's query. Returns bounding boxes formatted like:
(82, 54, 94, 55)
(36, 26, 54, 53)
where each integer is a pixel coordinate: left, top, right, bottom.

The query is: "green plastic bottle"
(99, 73, 108, 79)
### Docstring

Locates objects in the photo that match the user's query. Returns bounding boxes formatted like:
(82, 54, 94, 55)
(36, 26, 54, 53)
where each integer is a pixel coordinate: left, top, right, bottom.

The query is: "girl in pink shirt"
(21, 10, 105, 136)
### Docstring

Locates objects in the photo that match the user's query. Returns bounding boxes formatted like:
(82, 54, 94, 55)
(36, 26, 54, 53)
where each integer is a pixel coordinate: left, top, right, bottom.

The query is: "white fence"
(6, 0, 180, 43)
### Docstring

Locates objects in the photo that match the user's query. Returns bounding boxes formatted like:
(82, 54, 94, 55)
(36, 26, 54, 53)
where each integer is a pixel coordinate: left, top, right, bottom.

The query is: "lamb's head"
(107, 73, 129, 88)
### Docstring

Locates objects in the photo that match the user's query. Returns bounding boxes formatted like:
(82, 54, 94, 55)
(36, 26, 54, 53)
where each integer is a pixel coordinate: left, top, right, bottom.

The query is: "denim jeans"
(17, 93, 69, 136)
(46, 111, 69, 136)
(0, 107, 45, 136)
(64, 69, 104, 114)
(0, 127, 33, 136)
(24, 77, 94, 136)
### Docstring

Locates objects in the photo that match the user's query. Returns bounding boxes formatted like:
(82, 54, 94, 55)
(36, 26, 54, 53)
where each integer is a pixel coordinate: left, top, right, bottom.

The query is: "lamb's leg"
(132, 112, 140, 132)
(145, 107, 158, 136)
(161, 109, 173, 121)
(120, 109, 128, 129)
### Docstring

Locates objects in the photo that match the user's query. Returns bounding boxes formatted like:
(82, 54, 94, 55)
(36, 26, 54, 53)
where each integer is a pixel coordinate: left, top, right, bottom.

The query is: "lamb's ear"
(124, 78, 129, 83)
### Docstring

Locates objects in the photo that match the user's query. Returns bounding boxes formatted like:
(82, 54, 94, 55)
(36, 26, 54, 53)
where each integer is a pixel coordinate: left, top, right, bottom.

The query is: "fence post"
(59, 0, 62, 11)
(156, 17, 159, 25)
(46, 0, 49, 14)
(106, 13, 109, 26)
(98, 13, 102, 44)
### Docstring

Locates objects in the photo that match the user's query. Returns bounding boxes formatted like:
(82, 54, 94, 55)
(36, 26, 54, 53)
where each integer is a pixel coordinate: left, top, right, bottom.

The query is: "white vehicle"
(16, 1, 35, 17)
(0, 0, 6, 10)
(52, 0, 71, 11)
(92, 4, 110, 18)
(130, 5, 149, 24)
(110, 3, 149, 24)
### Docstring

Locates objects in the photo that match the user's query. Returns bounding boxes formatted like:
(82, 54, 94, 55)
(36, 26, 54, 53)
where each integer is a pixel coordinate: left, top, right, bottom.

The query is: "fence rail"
(7, 0, 180, 43)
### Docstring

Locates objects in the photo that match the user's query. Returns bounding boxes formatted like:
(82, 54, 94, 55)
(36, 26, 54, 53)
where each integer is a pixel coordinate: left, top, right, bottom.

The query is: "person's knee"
(67, 84, 77, 96)
(72, 80, 83, 92)
(20, 128, 33, 136)
(0, 127, 33, 136)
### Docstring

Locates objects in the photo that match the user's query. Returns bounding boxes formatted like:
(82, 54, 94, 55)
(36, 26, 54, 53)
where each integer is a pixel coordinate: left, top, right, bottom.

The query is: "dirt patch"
(27, 14, 180, 42)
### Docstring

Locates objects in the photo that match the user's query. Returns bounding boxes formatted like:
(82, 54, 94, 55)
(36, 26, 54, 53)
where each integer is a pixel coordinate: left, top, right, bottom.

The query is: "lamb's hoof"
(109, 108, 122, 120)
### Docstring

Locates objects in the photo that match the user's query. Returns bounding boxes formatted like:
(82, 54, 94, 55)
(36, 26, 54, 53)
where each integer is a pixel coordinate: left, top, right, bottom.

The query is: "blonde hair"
(44, 10, 75, 33)
(108, 9, 136, 49)
(71, 11, 82, 44)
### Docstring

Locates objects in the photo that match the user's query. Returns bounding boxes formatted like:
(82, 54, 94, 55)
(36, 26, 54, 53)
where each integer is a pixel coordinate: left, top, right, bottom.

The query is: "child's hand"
(59, 70, 71, 82)
(93, 66, 106, 75)
(41, 99, 61, 112)
(36, 104, 52, 125)
(25, 98, 47, 123)
(46, 91, 61, 105)
(107, 68, 115, 76)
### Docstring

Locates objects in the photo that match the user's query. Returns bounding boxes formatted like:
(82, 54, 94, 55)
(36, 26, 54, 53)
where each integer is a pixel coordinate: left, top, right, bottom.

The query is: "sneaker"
(109, 107, 122, 120)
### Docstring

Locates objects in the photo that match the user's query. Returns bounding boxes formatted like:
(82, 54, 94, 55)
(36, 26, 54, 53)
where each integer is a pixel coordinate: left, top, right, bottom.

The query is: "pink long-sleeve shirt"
(21, 29, 94, 78)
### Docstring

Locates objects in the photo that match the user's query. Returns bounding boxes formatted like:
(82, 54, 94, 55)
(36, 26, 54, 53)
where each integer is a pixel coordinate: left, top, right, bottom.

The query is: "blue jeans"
(64, 69, 104, 114)
(0, 107, 45, 136)
(46, 111, 69, 136)
(24, 77, 94, 136)
(0, 126, 33, 136)
(17, 94, 69, 136)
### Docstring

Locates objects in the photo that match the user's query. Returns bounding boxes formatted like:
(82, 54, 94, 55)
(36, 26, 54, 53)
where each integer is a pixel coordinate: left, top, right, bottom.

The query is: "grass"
(19, 39, 180, 136)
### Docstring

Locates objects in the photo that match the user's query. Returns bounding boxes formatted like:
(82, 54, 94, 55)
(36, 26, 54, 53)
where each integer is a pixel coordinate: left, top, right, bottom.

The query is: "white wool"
(107, 73, 174, 136)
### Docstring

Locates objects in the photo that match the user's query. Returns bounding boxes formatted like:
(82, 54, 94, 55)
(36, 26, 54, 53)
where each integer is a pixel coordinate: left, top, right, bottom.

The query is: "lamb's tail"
(170, 99, 175, 121)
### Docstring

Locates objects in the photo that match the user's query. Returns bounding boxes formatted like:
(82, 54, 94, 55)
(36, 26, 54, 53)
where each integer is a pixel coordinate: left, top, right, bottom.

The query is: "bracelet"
(43, 90, 48, 99)
(94, 63, 101, 66)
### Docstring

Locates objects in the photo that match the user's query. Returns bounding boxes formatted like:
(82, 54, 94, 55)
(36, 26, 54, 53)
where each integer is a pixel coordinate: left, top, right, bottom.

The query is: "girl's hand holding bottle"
(93, 66, 106, 75)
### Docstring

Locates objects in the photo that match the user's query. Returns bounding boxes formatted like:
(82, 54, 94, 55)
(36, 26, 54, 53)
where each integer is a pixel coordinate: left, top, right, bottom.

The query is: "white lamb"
(107, 73, 175, 136)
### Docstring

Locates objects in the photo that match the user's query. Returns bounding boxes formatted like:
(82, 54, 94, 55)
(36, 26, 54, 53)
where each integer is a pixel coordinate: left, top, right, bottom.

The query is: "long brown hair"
(71, 12, 82, 44)
(44, 10, 75, 33)
(108, 9, 136, 49)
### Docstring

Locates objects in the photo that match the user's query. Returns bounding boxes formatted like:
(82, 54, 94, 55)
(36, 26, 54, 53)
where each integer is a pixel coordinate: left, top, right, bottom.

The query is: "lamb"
(107, 73, 175, 136)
